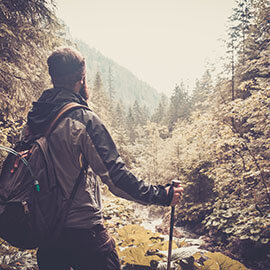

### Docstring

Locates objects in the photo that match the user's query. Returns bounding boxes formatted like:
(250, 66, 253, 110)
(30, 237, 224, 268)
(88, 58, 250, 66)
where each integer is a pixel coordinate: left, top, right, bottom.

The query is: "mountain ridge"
(75, 39, 161, 113)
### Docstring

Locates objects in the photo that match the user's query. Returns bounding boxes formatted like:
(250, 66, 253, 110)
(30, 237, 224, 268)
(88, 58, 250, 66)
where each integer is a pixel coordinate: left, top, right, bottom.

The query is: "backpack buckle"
(22, 201, 30, 215)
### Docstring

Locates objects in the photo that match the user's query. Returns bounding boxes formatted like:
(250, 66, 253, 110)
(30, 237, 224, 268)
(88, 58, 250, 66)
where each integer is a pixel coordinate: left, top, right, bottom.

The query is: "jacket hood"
(27, 88, 88, 135)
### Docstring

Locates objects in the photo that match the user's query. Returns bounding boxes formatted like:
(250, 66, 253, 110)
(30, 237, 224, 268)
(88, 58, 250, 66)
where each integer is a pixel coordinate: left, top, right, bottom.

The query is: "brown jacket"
(27, 88, 171, 229)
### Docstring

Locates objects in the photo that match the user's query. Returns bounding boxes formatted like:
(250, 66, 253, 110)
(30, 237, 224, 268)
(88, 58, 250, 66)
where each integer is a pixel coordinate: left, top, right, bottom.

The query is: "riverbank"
(103, 197, 249, 270)
(0, 196, 254, 269)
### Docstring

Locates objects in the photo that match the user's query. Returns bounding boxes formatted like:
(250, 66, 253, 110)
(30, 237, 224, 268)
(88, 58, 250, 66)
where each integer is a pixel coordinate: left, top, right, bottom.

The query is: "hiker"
(26, 47, 183, 270)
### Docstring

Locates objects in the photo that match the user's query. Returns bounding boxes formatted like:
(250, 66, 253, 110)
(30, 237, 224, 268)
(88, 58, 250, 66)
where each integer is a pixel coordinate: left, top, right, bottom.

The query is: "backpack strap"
(45, 102, 90, 137)
(68, 162, 87, 202)
(44, 101, 90, 197)
(44, 103, 90, 231)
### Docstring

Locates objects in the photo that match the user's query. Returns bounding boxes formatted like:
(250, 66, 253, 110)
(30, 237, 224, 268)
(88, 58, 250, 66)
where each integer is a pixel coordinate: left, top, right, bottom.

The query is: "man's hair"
(47, 47, 86, 89)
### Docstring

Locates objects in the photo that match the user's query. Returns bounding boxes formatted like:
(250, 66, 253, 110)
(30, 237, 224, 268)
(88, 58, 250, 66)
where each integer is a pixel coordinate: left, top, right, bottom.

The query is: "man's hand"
(165, 183, 184, 206)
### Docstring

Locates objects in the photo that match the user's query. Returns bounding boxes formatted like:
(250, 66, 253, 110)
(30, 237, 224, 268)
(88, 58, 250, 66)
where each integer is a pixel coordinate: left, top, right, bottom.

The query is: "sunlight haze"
(55, 0, 236, 95)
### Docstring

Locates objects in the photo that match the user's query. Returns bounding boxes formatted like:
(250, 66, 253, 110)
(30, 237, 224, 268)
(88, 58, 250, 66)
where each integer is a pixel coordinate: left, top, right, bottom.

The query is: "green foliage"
(90, 71, 114, 127)
(0, 0, 66, 163)
(115, 224, 179, 266)
(192, 70, 214, 111)
(118, 2, 269, 267)
(167, 82, 191, 131)
(198, 252, 247, 270)
(228, 0, 254, 60)
(0, 0, 268, 268)
(151, 94, 169, 125)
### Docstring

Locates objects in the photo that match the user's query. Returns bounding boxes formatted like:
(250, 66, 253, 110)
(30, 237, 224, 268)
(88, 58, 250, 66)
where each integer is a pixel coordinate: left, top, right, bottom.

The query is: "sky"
(54, 0, 236, 95)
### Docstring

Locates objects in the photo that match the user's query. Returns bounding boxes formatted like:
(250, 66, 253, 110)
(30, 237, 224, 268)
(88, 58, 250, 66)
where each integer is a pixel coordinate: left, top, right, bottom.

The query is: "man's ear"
(74, 80, 82, 93)
(82, 76, 86, 84)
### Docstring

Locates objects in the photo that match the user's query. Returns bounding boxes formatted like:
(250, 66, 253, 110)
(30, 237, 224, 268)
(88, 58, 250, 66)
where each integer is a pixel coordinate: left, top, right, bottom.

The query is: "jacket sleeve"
(80, 111, 171, 206)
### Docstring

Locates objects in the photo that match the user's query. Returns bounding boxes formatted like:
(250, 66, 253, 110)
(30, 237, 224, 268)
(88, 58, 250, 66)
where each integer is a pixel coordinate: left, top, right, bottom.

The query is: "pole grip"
(172, 179, 181, 187)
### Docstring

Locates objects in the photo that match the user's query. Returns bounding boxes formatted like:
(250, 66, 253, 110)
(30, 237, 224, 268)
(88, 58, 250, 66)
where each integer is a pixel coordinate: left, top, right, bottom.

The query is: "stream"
(103, 198, 249, 269)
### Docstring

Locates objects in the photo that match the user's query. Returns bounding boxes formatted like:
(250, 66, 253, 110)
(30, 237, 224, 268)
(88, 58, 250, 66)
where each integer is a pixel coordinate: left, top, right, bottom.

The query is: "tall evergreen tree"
(112, 101, 126, 130)
(110, 101, 132, 167)
(126, 106, 136, 142)
(226, 0, 269, 98)
(93, 71, 102, 92)
(240, 0, 270, 83)
(107, 66, 115, 100)
(132, 100, 147, 126)
(151, 94, 168, 124)
(229, 0, 253, 62)
(192, 70, 214, 108)
(91, 71, 113, 125)
(167, 83, 191, 131)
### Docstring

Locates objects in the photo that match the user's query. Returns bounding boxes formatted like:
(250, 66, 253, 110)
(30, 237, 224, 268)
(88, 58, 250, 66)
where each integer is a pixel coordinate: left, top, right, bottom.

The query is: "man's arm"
(80, 111, 178, 206)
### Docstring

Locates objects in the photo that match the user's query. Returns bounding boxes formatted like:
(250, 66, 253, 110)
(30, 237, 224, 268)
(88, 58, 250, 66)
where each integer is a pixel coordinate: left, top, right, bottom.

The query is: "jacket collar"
(27, 88, 88, 135)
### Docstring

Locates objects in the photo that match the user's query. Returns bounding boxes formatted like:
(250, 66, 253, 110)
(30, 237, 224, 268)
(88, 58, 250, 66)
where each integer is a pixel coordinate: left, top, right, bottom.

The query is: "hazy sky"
(55, 0, 235, 95)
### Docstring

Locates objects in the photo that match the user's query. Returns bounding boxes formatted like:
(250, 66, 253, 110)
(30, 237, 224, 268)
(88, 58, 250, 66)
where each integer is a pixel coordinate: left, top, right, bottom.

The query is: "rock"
(0, 248, 37, 270)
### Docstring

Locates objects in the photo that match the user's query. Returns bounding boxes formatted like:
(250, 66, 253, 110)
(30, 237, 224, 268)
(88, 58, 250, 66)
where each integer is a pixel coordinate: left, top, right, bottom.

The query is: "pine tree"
(113, 101, 126, 129)
(91, 71, 113, 125)
(240, 0, 270, 84)
(107, 66, 115, 100)
(192, 70, 214, 109)
(229, 0, 253, 62)
(93, 71, 102, 92)
(167, 83, 191, 131)
(226, 3, 245, 101)
(142, 105, 150, 124)
(132, 100, 147, 126)
(226, 0, 270, 98)
(151, 94, 168, 124)
(126, 106, 136, 142)
(110, 101, 132, 168)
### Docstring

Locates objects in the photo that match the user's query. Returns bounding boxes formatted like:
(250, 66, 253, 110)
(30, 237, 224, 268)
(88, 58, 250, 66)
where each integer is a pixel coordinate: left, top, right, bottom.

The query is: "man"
(27, 47, 183, 270)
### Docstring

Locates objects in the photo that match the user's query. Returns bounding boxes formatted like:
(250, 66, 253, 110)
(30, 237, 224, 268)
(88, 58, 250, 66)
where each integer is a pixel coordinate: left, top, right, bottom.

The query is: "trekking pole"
(167, 180, 181, 270)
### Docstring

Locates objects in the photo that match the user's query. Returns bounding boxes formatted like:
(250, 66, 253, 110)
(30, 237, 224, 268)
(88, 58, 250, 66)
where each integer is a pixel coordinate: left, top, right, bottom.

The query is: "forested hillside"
(0, 0, 67, 150)
(76, 39, 161, 113)
(95, 0, 269, 269)
(0, 0, 269, 269)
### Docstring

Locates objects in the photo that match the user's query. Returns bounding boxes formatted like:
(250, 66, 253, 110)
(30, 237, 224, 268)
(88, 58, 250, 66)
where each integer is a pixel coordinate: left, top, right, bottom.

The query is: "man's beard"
(79, 80, 90, 101)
